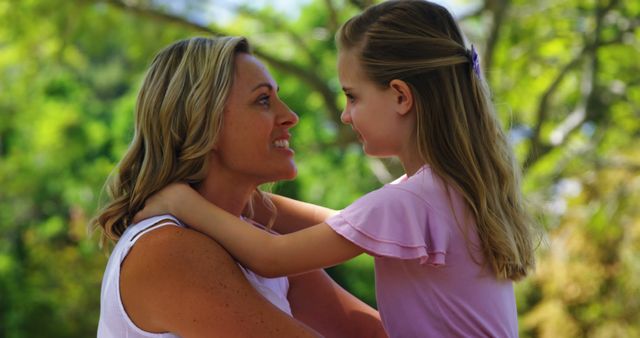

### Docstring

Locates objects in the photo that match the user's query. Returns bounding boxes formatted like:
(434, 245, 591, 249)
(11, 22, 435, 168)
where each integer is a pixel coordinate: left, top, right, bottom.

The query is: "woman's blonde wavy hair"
(339, 0, 536, 280)
(91, 36, 259, 243)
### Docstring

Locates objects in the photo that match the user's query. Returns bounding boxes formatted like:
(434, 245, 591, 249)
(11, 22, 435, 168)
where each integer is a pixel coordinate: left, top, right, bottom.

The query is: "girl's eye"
(258, 95, 271, 107)
(345, 93, 355, 103)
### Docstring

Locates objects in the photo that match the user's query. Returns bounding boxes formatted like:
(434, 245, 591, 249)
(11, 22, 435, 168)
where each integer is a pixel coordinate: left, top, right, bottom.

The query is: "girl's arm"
(251, 192, 338, 234)
(139, 183, 363, 278)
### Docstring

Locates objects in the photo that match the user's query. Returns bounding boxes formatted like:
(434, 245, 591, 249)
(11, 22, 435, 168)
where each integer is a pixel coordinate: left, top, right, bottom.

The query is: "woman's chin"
(262, 165, 298, 183)
(280, 166, 298, 181)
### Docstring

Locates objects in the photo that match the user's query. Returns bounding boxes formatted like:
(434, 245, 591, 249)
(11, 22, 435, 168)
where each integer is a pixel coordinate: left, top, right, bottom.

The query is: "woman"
(93, 36, 385, 337)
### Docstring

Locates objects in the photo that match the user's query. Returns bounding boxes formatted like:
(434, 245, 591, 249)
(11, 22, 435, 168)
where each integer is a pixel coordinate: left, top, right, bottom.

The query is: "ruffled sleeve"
(325, 187, 450, 266)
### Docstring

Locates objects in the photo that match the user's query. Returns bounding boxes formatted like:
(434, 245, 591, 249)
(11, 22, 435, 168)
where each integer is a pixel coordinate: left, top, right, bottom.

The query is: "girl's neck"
(399, 140, 426, 177)
(402, 161, 426, 177)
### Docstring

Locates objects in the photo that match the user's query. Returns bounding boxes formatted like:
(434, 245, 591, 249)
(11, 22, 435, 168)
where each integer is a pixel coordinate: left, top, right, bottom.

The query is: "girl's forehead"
(338, 49, 358, 64)
(338, 50, 367, 83)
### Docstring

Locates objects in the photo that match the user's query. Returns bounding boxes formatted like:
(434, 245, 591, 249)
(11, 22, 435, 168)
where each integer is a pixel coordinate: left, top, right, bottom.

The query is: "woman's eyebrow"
(251, 83, 274, 92)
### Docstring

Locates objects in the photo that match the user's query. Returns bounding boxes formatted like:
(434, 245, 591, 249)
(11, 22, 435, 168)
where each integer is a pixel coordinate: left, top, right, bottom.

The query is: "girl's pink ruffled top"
(326, 165, 518, 338)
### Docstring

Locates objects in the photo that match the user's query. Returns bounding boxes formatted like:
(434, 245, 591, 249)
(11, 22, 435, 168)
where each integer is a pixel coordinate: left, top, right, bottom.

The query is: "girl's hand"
(133, 183, 195, 223)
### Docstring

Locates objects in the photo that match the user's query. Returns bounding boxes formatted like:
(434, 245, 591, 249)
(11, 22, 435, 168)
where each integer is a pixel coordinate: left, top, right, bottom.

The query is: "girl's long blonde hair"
(339, 0, 536, 280)
(91, 37, 250, 243)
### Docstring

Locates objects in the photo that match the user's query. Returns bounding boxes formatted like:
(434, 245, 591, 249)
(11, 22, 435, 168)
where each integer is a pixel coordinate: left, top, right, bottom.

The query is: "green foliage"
(0, 0, 638, 337)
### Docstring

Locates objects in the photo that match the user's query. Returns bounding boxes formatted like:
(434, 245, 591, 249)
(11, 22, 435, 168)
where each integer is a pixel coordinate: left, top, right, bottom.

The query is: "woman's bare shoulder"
(119, 223, 318, 337)
(127, 222, 239, 270)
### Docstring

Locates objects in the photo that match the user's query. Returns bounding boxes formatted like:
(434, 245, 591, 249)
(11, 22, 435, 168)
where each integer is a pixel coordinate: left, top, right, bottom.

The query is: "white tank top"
(97, 215, 292, 337)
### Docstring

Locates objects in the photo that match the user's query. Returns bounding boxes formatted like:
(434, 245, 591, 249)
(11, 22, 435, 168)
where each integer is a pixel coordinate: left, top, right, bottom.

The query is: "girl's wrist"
(168, 184, 188, 218)
(168, 199, 179, 218)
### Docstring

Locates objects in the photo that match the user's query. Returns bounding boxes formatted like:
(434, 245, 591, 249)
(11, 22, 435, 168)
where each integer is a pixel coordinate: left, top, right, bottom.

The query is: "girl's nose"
(340, 109, 351, 124)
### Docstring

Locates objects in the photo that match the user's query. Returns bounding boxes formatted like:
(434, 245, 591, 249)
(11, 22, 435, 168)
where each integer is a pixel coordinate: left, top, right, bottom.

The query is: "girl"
(138, 1, 536, 336)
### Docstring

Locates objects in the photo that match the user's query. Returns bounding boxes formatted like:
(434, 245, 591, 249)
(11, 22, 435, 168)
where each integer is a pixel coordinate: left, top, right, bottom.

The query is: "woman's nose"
(278, 101, 299, 127)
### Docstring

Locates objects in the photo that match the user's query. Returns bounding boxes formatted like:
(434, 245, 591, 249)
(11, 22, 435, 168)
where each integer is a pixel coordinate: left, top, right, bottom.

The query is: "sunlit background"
(0, 0, 638, 337)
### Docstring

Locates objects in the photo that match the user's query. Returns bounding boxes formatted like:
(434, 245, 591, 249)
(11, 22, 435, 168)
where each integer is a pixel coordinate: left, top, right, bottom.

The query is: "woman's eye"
(258, 95, 271, 107)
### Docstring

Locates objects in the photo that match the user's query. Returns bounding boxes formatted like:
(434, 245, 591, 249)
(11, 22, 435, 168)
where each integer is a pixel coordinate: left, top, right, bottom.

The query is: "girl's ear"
(389, 79, 413, 116)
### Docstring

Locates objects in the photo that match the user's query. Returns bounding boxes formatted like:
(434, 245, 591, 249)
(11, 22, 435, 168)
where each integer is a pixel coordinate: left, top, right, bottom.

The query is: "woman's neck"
(196, 174, 255, 217)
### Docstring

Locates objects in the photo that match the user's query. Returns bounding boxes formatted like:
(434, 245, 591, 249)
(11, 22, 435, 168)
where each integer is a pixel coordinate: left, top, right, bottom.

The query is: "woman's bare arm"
(120, 224, 321, 337)
(288, 270, 388, 338)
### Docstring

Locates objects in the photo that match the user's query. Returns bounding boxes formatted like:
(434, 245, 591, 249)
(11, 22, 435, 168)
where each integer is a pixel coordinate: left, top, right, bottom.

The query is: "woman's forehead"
(234, 54, 275, 87)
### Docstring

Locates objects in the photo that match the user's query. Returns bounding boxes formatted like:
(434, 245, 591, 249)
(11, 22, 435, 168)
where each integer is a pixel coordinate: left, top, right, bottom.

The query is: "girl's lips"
(349, 126, 363, 142)
(353, 130, 363, 142)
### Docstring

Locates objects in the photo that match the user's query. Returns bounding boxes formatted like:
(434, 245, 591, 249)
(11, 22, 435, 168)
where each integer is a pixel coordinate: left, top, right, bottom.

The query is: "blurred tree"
(0, 0, 637, 337)
(0, 0, 199, 336)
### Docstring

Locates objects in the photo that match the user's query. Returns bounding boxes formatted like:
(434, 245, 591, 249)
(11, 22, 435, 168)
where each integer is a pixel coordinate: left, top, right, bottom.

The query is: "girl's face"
(213, 53, 299, 185)
(337, 50, 408, 157)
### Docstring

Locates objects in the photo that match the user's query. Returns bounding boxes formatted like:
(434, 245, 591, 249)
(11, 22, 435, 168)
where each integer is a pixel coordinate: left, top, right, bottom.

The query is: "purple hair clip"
(469, 44, 481, 78)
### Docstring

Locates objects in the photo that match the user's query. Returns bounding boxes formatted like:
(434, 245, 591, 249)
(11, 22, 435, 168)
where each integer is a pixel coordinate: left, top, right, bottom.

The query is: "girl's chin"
(362, 145, 391, 158)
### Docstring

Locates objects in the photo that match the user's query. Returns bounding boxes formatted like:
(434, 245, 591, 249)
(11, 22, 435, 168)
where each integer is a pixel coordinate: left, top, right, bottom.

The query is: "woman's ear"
(389, 79, 413, 116)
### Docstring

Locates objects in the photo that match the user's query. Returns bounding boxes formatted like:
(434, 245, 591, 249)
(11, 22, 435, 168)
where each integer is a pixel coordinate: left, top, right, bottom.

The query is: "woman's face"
(213, 53, 299, 185)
